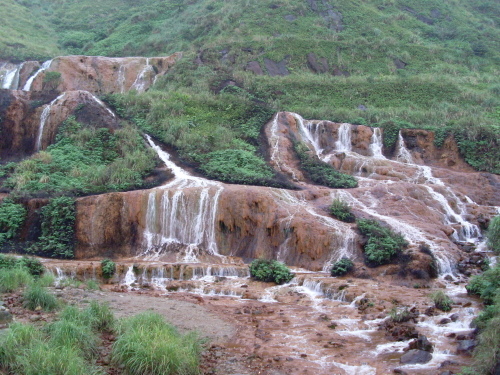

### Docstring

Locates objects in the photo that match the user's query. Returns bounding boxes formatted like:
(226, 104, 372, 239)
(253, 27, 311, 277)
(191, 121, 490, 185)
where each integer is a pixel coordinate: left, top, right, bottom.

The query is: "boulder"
(400, 349, 432, 364)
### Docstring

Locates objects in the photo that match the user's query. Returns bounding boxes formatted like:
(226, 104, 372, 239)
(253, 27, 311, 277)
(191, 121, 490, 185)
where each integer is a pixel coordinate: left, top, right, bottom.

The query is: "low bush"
(23, 283, 58, 311)
(388, 307, 412, 323)
(38, 272, 55, 287)
(0, 197, 27, 247)
(357, 219, 408, 266)
(0, 268, 32, 293)
(249, 259, 294, 284)
(466, 265, 500, 305)
(487, 215, 500, 253)
(295, 143, 358, 189)
(112, 311, 202, 375)
(330, 199, 356, 223)
(18, 257, 45, 276)
(101, 259, 116, 279)
(86, 280, 100, 290)
(430, 290, 453, 312)
(330, 258, 354, 277)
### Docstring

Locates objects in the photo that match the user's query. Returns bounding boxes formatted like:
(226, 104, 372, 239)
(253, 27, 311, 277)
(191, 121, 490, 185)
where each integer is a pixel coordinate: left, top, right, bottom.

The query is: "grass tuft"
(22, 283, 58, 311)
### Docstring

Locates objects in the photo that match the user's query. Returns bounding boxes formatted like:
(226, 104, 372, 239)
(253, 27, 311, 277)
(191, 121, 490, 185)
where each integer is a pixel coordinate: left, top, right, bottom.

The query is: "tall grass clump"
(22, 283, 58, 311)
(46, 320, 99, 358)
(466, 264, 500, 305)
(487, 215, 500, 253)
(0, 267, 32, 293)
(112, 312, 202, 375)
(430, 290, 453, 312)
(330, 199, 356, 223)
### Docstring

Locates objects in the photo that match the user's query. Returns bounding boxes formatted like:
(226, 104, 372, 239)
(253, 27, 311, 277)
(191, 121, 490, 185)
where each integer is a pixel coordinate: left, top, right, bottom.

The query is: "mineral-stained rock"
(400, 349, 432, 364)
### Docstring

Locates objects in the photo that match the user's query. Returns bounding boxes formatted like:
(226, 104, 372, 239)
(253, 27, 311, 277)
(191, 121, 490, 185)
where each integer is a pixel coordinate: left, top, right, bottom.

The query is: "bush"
(0, 197, 27, 247)
(112, 312, 202, 375)
(430, 290, 453, 312)
(23, 283, 58, 311)
(487, 216, 500, 253)
(101, 259, 116, 279)
(388, 307, 412, 323)
(249, 259, 294, 284)
(357, 219, 408, 266)
(466, 264, 500, 305)
(19, 257, 45, 276)
(330, 199, 356, 223)
(295, 142, 358, 189)
(330, 258, 354, 276)
(0, 268, 32, 293)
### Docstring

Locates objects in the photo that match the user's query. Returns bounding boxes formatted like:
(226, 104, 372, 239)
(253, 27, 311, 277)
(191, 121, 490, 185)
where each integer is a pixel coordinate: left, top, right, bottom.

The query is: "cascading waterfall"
(292, 113, 324, 158)
(1, 63, 23, 89)
(335, 123, 352, 153)
(23, 59, 53, 91)
(369, 128, 385, 159)
(117, 65, 126, 93)
(35, 93, 66, 151)
(142, 136, 224, 261)
(88, 93, 116, 119)
(131, 58, 155, 93)
(396, 131, 413, 164)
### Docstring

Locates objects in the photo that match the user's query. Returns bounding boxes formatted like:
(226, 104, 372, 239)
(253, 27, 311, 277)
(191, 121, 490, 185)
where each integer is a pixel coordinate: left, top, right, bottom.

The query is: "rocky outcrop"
(23, 53, 182, 94)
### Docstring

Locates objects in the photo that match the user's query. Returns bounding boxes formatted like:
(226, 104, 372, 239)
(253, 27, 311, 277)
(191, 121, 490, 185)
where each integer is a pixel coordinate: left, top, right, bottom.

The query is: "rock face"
(23, 53, 182, 94)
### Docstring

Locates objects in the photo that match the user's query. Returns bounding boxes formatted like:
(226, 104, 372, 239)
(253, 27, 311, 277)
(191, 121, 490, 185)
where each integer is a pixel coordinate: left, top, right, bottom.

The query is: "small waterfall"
(1, 63, 23, 89)
(369, 128, 385, 159)
(117, 65, 126, 93)
(123, 266, 136, 287)
(131, 58, 154, 93)
(293, 113, 324, 158)
(335, 123, 352, 152)
(35, 93, 66, 151)
(396, 131, 413, 164)
(23, 59, 53, 91)
(88, 93, 116, 118)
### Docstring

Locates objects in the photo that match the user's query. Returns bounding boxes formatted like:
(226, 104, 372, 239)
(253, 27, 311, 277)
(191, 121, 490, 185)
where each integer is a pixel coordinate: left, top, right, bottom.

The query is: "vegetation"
(357, 219, 408, 266)
(462, 264, 500, 375)
(388, 307, 412, 323)
(295, 142, 358, 188)
(22, 283, 58, 311)
(29, 196, 76, 258)
(430, 290, 453, 312)
(0, 254, 44, 276)
(487, 216, 500, 253)
(249, 259, 294, 284)
(112, 311, 202, 375)
(330, 257, 354, 277)
(100, 259, 116, 279)
(0, 267, 32, 293)
(0, 198, 27, 248)
(329, 199, 356, 223)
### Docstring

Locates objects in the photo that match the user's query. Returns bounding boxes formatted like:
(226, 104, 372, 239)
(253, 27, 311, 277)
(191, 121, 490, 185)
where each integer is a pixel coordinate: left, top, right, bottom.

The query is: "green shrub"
(466, 264, 500, 305)
(85, 300, 115, 332)
(23, 283, 58, 311)
(430, 290, 453, 312)
(330, 258, 354, 277)
(0, 253, 19, 269)
(0, 197, 27, 247)
(30, 197, 76, 258)
(38, 272, 56, 287)
(487, 216, 500, 253)
(0, 268, 32, 293)
(86, 280, 100, 290)
(388, 307, 412, 323)
(101, 259, 116, 279)
(19, 257, 45, 276)
(112, 312, 202, 375)
(249, 259, 294, 284)
(295, 142, 358, 189)
(330, 199, 356, 223)
(357, 219, 408, 266)
(46, 320, 99, 358)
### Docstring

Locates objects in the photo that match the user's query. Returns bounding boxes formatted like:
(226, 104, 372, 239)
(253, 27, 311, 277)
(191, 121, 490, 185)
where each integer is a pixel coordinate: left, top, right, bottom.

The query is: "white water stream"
(23, 59, 53, 91)
(35, 93, 66, 151)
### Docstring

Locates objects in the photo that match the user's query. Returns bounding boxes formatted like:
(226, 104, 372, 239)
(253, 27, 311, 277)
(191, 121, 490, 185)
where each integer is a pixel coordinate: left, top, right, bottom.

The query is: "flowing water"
(131, 58, 155, 93)
(35, 93, 66, 151)
(23, 59, 53, 91)
(1, 63, 23, 89)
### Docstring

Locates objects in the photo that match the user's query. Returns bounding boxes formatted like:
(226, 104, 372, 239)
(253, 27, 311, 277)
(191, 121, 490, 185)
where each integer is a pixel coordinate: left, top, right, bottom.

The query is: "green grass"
(487, 216, 500, 253)
(22, 283, 58, 311)
(112, 311, 202, 375)
(430, 290, 453, 312)
(330, 199, 356, 223)
(0, 267, 32, 293)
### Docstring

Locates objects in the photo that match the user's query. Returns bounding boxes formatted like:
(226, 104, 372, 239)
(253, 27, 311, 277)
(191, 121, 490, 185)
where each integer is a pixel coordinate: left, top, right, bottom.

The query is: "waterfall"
(369, 128, 385, 159)
(117, 65, 126, 93)
(131, 58, 155, 93)
(335, 123, 352, 152)
(292, 113, 324, 158)
(23, 59, 53, 91)
(35, 93, 66, 151)
(88, 93, 116, 118)
(1, 63, 23, 90)
(142, 136, 224, 261)
(396, 131, 413, 164)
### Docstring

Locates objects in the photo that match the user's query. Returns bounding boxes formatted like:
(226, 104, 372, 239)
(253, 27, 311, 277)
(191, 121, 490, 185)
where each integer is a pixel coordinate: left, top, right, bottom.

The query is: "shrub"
(249, 259, 294, 284)
(295, 142, 358, 188)
(430, 290, 453, 312)
(466, 264, 500, 305)
(19, 257, 45, 276)
(23, 283, 58, 311)
(357, 219, 408, 266)
(38, 272, 55, 287)
(388, 307, 412, 323)
(330, 199, 355, 223)
(86, 280, 100, 290)
(330, 258, 354, 276)
(112, 312, 202, 375)
(46, 320, 99, 358)
(0, 267, 32, 293)
(487, 215, 500, 253)
(101, 259, 116, 279)
(0, 197, 27, 247)
(85, 300, 115, 332)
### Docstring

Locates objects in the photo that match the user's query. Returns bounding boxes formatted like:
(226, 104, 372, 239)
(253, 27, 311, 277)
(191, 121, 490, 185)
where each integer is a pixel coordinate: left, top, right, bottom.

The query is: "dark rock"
(492, 360, 500, 375)
(0, 311, 12, 324)
(393, 370, 409, 375)
(306, 53, 329, 74)
(425, 307, 436, 316)
(264, 58, 290, 76)
(400, 349, 432, 364)
(284, 15, 297, 21)
(408, 334, 434, 352)
(439, 371, 453, 375)
(394, 58, 407, 69)
(456, 339, 476, 355)
(245, 61, 264, 75)
(333, 66, 350, 76)
(439, 318, 451, 325)
(358, 104, 367, 111)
